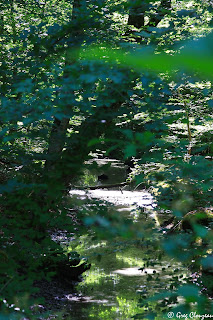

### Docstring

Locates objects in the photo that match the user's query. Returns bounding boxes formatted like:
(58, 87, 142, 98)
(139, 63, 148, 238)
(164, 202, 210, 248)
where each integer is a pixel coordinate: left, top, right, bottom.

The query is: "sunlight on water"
(113, 267, 159, 276)
(69, 189, 156, 209)
(65, 162, 187, 319)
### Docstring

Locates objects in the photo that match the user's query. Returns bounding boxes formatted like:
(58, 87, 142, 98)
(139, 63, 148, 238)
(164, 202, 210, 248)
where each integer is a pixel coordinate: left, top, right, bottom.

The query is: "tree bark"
(45, 0, 85, 172)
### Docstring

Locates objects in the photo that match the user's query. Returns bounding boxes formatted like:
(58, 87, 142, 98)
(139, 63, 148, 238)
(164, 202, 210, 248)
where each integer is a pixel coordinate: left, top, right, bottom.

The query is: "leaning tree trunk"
(45, 0, 85, 173)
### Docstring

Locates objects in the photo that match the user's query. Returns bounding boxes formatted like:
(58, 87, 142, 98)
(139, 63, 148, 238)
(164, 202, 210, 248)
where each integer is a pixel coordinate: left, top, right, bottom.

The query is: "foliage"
(0, 0, 212, 319)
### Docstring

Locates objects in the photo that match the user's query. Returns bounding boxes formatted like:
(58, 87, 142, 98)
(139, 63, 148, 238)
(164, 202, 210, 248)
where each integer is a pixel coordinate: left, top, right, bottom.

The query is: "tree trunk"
(128, 2, 147, 28)
(45, 0, 85, 172)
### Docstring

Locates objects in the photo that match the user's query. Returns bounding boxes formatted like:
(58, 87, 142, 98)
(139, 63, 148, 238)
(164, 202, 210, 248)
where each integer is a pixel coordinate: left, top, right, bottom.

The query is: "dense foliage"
(0, 0, 212, 319)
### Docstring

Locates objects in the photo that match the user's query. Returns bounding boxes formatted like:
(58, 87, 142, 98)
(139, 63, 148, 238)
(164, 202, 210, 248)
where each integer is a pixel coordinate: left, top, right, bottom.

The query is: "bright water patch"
(112, 267, 159, 276)
(69, 189, 156, 209)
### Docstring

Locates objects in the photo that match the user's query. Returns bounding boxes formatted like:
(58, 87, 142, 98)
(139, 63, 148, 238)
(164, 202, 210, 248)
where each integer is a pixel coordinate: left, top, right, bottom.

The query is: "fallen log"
(74, 181, 131, 190)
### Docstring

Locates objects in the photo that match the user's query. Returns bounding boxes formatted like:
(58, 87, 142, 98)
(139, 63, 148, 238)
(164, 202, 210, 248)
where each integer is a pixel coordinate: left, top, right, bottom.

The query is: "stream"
(41, 159, 187, 320)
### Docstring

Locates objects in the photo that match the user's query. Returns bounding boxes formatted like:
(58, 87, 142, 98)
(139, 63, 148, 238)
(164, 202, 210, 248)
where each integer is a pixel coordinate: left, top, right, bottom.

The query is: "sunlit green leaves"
(80, 31, 213, 78)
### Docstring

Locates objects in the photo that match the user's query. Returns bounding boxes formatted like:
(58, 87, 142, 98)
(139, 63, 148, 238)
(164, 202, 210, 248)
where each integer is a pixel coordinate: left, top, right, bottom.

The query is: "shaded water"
(47, 159, 187, 320)
(63, 238, 181, 320)
(42, 161, 186, 320)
